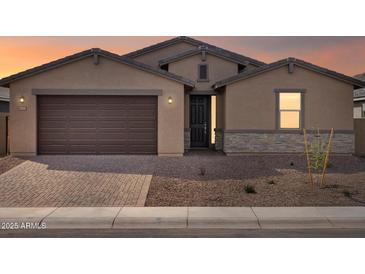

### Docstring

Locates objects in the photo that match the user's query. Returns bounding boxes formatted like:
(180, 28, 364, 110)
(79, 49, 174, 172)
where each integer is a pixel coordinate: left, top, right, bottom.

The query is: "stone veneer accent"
(223, 131, 354, 154)
(214, 129, 223, 151)
(184, 128, 190, 150)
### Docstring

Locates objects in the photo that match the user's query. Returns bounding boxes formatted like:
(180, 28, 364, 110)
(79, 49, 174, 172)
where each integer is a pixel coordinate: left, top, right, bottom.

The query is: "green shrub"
(244, 184, 256, 194)
(308, 133, 332, 171)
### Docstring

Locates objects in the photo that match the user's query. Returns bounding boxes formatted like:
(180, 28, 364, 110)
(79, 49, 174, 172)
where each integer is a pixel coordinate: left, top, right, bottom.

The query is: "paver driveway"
(0, 156, 155, 207)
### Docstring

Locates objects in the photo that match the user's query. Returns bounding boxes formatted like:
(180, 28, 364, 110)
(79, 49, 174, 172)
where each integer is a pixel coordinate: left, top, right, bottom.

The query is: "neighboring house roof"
(159, 47, 251, 66)
(0, 87, 10, 102)
(213, 57, 365, 89)
(354, 88, 365, 102)
(354, 72, 365, 81)
(0, 48, 195, 88)
(123, 36, 266, 67)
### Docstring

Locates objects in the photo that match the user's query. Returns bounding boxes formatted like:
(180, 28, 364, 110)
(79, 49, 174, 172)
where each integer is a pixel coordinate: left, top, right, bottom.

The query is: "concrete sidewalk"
(0, 207, 365, 230)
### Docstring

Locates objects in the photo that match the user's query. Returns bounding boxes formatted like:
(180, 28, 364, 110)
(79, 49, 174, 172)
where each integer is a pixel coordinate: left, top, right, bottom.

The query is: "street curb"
(0, 207, 364, 230)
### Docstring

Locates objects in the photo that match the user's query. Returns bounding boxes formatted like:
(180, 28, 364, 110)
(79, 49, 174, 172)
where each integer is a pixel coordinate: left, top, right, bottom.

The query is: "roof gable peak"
(214, 57, 365, 89)
(0, 48, 194, 88)
(123, 36, 266, 67)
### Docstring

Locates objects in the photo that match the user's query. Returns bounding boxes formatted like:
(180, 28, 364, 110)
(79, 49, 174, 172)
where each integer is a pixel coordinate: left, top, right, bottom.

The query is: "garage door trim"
(32, 89, 163, 96)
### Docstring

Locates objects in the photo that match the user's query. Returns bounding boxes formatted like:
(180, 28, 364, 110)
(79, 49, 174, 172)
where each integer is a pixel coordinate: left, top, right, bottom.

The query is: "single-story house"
(0, 36, 364, 156)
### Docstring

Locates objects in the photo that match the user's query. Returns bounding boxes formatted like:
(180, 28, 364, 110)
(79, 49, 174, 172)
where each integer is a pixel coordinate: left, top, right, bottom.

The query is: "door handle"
(204, 123, 207, 135)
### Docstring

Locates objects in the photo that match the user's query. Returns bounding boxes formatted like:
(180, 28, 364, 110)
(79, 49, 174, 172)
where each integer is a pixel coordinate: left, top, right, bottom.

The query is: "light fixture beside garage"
(168, 96, 173, 104)
(19, 96, 25, 103)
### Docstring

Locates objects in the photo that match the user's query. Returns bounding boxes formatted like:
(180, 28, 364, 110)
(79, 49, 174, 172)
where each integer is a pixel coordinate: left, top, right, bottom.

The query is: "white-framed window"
(198, 64, 209, 81)
(279, 92, 302, 129)
(362, 103, 365, 118)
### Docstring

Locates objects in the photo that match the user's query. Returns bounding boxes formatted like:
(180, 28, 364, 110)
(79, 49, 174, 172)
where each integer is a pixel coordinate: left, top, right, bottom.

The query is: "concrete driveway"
(0, 155, 155, 207)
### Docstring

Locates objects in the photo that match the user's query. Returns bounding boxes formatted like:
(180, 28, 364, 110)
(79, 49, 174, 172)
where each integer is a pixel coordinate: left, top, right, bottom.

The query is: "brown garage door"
(37, 95, 157, 154)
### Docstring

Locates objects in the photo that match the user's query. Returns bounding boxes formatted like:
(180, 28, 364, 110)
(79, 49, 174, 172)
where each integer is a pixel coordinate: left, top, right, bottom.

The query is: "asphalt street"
(1, 228, 365, 238)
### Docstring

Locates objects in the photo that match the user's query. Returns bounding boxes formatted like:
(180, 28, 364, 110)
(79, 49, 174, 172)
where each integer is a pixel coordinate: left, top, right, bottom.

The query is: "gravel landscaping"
(0, 156, 25, 175)
(146, 153, 365, 207)
(1, 153, 365, 207)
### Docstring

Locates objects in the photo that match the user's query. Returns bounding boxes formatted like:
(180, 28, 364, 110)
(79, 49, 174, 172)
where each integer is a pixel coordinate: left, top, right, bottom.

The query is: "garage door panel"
(67, 133, 96, 139)
(68, 110, 99, 117)
(67, 122, 98, 129)
(38, 95, 157, 154)
(127, 109, 156, 116)
(97, 122, 128, 129)
(98, 110, 128, 117)
(69, 145, 98, 154)
(38, 145, 68, 154)
(96, 132, 129, 139)
(38, 110, 67, 118)
(129, 133, 156, 140)
(39, 131, 68, 139)
(39, 121, 68, 129)
(38, 104, 67, 111)
(127, 120, 156, 128)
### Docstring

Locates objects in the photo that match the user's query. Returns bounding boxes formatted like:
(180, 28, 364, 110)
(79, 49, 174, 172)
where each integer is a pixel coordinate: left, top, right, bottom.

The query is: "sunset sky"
(1, 36, 365, 79)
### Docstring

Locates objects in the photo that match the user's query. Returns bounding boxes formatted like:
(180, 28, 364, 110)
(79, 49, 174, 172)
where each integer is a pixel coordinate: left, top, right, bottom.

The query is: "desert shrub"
(308, 132, 332, 171)
(244, 184, 256, 194)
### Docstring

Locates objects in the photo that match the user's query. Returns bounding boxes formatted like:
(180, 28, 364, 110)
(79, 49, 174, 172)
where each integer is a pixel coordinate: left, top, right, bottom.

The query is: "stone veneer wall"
(184, 128, 190, 150)
(214, 129, 223, 151)
(223, 131, 354, 154)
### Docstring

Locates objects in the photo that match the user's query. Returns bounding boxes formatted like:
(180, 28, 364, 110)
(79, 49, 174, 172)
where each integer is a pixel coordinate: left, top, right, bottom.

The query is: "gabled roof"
(213, 57, 365, 89)
(354, 73, 365, 81)
(123, 36, 266, 67)
(159, 47, 251, 66)
(0, 48, 195, 88)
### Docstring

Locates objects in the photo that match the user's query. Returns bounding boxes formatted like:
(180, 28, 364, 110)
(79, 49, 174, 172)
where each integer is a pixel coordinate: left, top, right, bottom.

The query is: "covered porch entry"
(184, 92, 222, 151)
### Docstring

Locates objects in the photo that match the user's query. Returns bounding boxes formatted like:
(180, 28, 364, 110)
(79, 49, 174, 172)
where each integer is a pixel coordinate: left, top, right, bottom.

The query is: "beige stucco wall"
(9, 56, 185, 156)
(133, 42, 196, 68)
(225, 66, 354, 130)
(169, 53, 238, 91)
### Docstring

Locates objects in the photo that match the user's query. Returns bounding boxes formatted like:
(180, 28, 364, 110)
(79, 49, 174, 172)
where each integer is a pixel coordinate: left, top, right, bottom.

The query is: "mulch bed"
(0, 156, 25, 175)
(146, 154, 365, 207)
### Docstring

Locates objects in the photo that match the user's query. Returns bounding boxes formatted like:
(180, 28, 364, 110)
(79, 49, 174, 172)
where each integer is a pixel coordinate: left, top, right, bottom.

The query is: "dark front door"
(190, 95, 210, 148)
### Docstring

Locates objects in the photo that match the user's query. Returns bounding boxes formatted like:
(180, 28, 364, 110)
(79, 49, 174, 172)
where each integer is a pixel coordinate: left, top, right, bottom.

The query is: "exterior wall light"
(19, 96, 25, 103)
(168, 96, 173, 104)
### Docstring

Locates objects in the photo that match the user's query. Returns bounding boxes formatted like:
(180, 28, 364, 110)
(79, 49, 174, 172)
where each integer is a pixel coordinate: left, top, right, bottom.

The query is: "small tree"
(303, 128, 334, 187)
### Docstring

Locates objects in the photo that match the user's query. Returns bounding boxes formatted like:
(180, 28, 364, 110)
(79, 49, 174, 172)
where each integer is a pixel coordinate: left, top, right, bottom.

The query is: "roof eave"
(123, 36, 199, 58)
(0, 48, 195, 88)
(124, 36, 266, 67)
(213, 59, 365, 89)
(159, 48, 251, 67)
